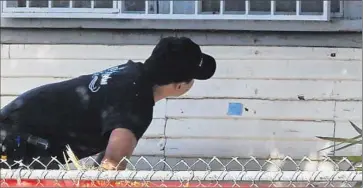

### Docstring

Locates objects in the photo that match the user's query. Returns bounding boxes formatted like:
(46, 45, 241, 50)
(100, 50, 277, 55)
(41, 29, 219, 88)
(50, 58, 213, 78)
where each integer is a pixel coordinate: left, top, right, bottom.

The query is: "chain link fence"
(1, 155, 362, 187)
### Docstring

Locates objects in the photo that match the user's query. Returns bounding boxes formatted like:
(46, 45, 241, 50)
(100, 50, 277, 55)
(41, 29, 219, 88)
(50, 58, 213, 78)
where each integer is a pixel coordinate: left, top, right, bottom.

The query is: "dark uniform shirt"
(0, 60, 155, 162)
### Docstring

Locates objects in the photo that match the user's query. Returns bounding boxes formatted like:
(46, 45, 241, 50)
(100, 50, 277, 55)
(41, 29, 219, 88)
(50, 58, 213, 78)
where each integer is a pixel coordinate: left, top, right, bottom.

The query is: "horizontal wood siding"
(2, 59, 362, 80)
(1, 44, 361, 168)
(2, 77, 362, 100)
(4, 44, 361, 60)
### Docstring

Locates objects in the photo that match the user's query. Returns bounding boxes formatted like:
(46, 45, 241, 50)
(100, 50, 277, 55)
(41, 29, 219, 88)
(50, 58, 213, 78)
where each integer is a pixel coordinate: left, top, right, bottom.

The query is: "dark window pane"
(148, 1, 170, 14)
(225, 0, 245, 12)
(173, 1, 194, 14)
(52, 0, 70, 8)
(276, 0, 295, 12)
(94, 0, 113, 8)
(29, 0, 48, 7)
(331, 0, 340, 13)
(201, 0, 220, 13)
(124, 0, 145, 12)
(6, 0, 26, 7)
(73, 0, 91, 8)
(301, 0, 340, 13)
(124, 0, 145, 11)
(301, 0, 323, 13)
(250, 0, 270, 12)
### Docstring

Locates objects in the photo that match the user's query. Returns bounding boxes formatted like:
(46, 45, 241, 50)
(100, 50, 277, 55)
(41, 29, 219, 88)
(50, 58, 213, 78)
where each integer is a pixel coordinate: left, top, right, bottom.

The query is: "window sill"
(0, 17, 361, 32)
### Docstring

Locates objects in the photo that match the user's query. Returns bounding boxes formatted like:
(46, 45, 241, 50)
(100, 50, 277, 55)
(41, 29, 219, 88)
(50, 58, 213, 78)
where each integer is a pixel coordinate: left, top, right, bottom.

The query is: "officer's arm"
(100, 128, 138, 170)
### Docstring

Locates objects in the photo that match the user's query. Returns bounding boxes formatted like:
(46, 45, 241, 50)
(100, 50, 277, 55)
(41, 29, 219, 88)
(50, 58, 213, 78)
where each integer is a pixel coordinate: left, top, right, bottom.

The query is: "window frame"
(199, 0, 344, 18)
(1, 0, 119, 13)
(1, 0, 343, 21)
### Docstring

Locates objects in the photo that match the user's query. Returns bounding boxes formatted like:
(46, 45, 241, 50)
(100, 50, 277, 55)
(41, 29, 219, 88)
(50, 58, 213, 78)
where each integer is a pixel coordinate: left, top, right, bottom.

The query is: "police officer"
(0, 36, 216, 170)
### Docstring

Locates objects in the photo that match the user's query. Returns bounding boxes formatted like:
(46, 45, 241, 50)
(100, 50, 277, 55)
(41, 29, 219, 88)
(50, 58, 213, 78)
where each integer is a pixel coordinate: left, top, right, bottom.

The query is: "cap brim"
(194, 53, 216, 80)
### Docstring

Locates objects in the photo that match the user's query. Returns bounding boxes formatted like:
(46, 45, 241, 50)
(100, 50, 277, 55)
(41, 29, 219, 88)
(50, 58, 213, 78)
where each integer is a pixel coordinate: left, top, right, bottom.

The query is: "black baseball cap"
(144, 36, 217, 84)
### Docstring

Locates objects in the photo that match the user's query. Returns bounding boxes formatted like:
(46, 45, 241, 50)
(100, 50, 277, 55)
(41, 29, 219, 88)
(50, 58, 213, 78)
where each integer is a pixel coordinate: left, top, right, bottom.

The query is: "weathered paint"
(164, 139, 332, 158)
(335, 101, 362, 121)
(165, 119, 334, 139)
(184, 79, 362, 100)
(0, 44, 361, 162)
(132, 138, 165, 156)
(2, 59, 362, 80)
(1, 45, 9, 59)
(2, 79, 361, 101)
(166, 99, 336, 121)
(335, 121, 362, 138)
(3, 44, 361, 60)
(143, 119, 165, 138)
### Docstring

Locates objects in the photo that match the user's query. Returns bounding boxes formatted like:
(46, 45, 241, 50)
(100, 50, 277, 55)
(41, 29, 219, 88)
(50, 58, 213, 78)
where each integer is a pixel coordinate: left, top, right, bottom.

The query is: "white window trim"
(1, 0, 341, 21)
(1, 0, 119, 13)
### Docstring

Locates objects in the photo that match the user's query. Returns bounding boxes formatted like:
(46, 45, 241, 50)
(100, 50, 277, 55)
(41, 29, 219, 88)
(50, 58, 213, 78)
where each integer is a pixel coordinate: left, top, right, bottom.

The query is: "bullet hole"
(244, 108, 249, 112)
(330, 53, 336, 57)
(298, 95, 305, 100)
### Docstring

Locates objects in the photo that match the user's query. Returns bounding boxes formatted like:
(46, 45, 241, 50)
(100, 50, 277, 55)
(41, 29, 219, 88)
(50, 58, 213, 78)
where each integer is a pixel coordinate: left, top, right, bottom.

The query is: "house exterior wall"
(1, 44, 361, 170)
(0, 0, 361, 172)
(0, 1, 362, 32)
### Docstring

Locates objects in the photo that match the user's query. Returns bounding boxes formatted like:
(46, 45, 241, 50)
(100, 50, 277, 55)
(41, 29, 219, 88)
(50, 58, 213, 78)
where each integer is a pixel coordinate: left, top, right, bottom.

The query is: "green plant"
(316, 120, 362, 171)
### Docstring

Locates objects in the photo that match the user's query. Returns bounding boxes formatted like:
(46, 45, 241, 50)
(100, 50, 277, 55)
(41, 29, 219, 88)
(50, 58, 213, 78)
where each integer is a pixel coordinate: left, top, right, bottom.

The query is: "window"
(3, 0, 118, 13)
(1, 0, 343, 21)
(6, 0, 115, 8)
(201, 0, 342, 16)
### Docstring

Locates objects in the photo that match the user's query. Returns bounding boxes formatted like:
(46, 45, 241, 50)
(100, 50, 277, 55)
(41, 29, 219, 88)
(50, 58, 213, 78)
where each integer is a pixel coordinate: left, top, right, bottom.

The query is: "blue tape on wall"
(227, 102, 243, 116)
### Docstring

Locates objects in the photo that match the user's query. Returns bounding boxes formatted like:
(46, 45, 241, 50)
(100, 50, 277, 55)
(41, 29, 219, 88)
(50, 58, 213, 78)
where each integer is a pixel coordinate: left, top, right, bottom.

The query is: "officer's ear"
(176, 84, 182, 90)
(172, 82, 183, 91)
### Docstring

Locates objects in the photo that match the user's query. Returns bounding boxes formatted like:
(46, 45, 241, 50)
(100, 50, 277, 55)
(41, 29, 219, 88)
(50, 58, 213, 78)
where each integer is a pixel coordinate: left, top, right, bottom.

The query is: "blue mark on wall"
(227, 102, 243, 116)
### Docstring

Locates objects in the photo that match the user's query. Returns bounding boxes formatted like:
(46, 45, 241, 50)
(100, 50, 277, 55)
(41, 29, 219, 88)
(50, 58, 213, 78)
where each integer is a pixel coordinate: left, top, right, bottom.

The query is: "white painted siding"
(1, 44, 361, 170)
